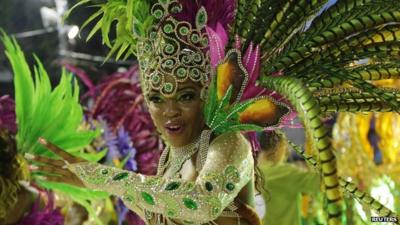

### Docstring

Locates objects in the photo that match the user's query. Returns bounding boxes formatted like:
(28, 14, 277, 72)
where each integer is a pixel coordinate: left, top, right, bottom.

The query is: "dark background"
(0, 0, 135, 97)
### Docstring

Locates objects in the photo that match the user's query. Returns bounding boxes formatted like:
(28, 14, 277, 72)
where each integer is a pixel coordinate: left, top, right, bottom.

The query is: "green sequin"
(149, 31, 157, 40)
(154, 9, 164, 19)
(201, 38, 209, 46)
(183, 198, 198, 210)
(165, 59, 174, 67)
(177, 67, 186, 78)
(141, 192, 155, 205)
(179, 26, 189, 35)
(163, 24, 174, 34)
(225, 182, 235, 191)
(101, 169, 109, 175)
(165, 44, 175, 54)
(152, 74, 161, 84)
(112, 172, 129, 181)
(205, 182, 213, 192)
(171, 6, 182, 13)
(165, 181, 181, 191)
(191, 34, 199, 43)
(195, 7, 207, 28)
(163, 83, 174, 93)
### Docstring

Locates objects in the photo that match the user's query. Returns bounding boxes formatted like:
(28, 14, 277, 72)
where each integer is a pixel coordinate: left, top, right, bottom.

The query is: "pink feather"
(206, 24, 228, 68)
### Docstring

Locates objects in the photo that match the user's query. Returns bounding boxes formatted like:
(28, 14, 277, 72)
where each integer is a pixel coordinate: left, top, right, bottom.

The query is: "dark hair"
(254, 130, 288, 199)
(0, 129, 17, 178)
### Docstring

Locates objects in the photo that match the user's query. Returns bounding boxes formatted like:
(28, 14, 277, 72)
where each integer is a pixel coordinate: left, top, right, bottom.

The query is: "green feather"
(66, 0, 154, 60)
(2, 32, 108, 223)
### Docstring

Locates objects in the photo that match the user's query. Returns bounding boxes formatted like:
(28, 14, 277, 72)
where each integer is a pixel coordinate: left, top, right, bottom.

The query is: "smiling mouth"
(165, 124, 184, 135)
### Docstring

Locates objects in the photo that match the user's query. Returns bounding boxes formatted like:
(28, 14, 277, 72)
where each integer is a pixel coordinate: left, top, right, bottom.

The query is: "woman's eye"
(179, 92, 196, 102)
(149, 96, 163, 103)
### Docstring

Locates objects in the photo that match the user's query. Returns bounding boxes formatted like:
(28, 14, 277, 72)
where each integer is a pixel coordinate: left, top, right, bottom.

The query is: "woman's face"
(147, 80, 205, 148)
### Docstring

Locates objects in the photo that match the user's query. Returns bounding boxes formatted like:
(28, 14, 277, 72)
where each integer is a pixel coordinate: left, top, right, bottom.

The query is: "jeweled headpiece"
(135, 1, 211, 97)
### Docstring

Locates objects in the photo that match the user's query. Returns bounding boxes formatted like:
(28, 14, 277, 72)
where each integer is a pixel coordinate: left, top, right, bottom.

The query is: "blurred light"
(68, 25, 79, 40)
(355, 176, 395, 223)
(40, 6, 60, 28)
(370, 177, 395, 213)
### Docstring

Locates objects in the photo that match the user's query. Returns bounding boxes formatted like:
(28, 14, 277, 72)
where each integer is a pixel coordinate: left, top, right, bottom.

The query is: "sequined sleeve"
(67, 132, 253, 223)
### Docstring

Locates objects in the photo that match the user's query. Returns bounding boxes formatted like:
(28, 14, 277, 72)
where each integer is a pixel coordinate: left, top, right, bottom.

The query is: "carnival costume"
(2, 0, 400, 224)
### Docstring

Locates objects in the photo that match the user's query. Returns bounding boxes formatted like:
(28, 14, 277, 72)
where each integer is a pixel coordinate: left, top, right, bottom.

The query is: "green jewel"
(154, 9, 164, 19)
(163, 83, 174, 93)
(183, 198, 198, 210)
(152, 74, 160, 84)
(205, 182, 213, 192)
(165, 181, 181, 191)
(112, 172, 129, 181)
(225, 182, 235, 191)
(195, 7, 207, 29)
(177, 67, 186, 78)
(179, 26, 189, 35)
(165, 59, 174, 67)
(141, 192, 155, 205)
(101, 169, 109, 175)
(201, 38, 208, 46)
(171, 5, 182, 13)
(191, 34, 199, 43)
(163, 23, 174, 34)
(165, 44, 175, 54)
(149, 31, 157, 40)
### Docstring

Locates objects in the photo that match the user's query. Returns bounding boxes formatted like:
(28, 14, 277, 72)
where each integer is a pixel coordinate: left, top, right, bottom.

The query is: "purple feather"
(0, 95, 16, 134)
(18, 192, 64, 225)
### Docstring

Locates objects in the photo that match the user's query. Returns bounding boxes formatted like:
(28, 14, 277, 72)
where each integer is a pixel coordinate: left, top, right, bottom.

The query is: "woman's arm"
(67, 132, 253, 224)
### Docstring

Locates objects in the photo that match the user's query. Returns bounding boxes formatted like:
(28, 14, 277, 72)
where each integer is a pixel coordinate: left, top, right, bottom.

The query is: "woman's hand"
(29, 137, 86, 188)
